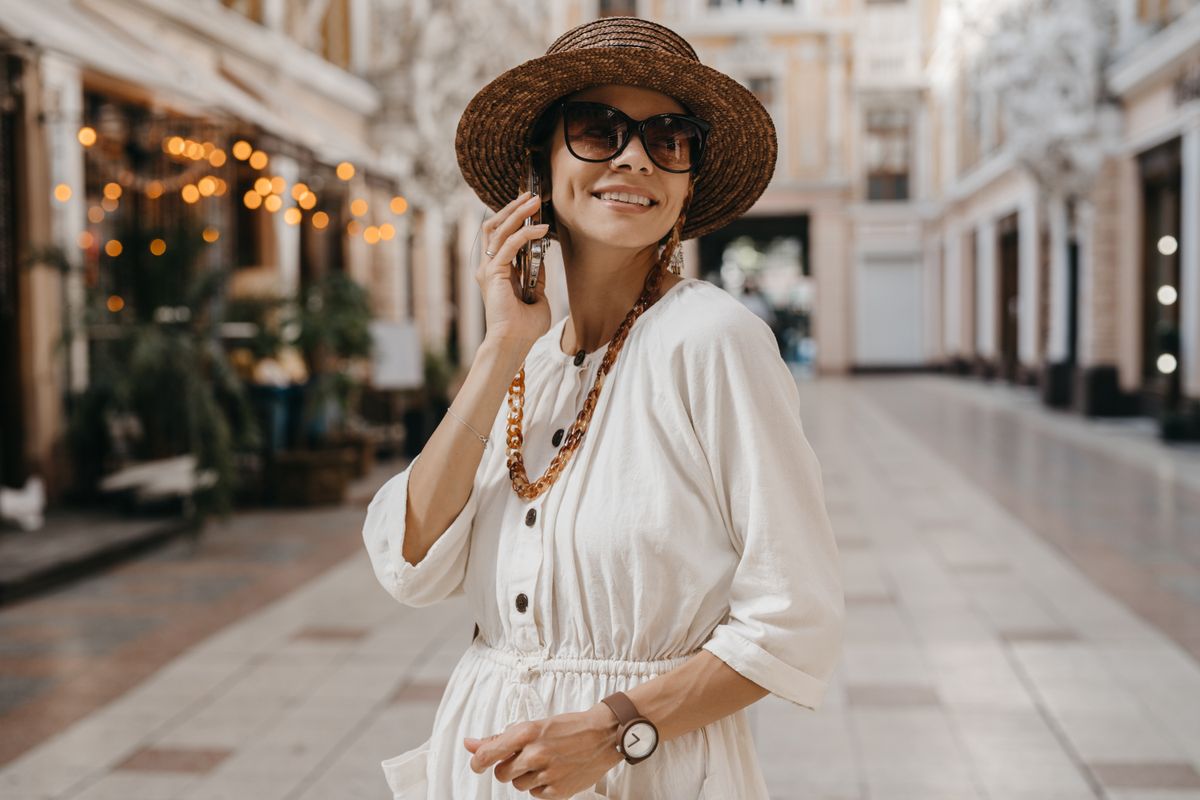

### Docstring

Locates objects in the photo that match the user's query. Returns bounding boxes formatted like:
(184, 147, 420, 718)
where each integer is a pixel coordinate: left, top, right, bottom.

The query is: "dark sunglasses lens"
(643, 117, 703, 171)
(564, 105, 627, 160)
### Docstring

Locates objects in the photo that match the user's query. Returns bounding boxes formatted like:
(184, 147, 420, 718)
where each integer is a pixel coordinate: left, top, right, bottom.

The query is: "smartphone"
(515, 161, 549, 304)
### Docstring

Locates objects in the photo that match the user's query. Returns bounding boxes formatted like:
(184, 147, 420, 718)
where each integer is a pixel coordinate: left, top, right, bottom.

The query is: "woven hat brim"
(455, 49, 777, 241)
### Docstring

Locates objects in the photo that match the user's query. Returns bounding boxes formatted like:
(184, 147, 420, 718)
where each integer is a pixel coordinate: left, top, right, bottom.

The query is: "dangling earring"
(669, 242, 684, 276)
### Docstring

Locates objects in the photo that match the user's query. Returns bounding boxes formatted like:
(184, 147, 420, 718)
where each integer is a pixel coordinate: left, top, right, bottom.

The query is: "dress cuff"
(701, 625, 829, 711)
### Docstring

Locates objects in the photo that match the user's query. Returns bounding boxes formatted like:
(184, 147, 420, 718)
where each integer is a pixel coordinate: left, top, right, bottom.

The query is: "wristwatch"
(600, 691, 659, 765)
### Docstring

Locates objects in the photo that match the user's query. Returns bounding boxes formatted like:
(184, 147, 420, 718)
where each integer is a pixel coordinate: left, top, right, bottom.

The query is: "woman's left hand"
(464, 703, 625, 799)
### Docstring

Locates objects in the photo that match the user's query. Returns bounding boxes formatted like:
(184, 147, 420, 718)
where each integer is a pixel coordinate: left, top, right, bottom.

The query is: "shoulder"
(657, 279, 778, 364)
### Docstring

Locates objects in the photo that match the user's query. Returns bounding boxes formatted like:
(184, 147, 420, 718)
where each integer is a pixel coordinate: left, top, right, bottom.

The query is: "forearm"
(403, 336, 530, 566)
(588, 650, 769, 746)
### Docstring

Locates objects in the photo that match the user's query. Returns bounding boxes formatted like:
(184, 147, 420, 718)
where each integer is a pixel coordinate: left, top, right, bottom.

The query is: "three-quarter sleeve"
(683, 307, 845, 710)
(362, 450, 480, 608)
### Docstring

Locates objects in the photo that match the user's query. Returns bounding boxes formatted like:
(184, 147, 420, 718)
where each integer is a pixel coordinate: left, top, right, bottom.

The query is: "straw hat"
(454, 16, 777, 241)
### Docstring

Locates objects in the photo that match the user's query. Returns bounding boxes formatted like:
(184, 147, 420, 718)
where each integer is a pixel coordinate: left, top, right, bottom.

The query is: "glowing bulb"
(100, 197, 118, 212)
(88, 206, 105, 223)
(380, 223, 395, 241)
(350, 198, 368, 217)
(291, 182, 310, 201)
(103, 182, 122, 200)
(264, 194, 282, 212)
(77, 231, 94, 249)
(146, 181, 164, 199)
(248, 150, 269, 170)
(232, 141, 253, 160)
(181, 184, 201, 204)
(53, 183, 72, 202)
(312, 211, 329, 229)
(1157, 353, 1178, 374)
(244, 190, 263, 210)
(336, 161, 355, 180)
(270, 175, 286, 195)
(198, 177, 217, 197)
(77, 126, 97, 147)
(166, 136, 185, 155)
(202, 227, 220, 243)
(208, 150, 227, 168)
(254, 177, 273, 196)
(1158, 235, 1178, 256)
(347, 220, 362, 236)
(104, 240, 123, 257)
(390, 196, 408, 215)
(284, 207, 302, 225)
(298, 191, 316, 210)
(364, 225, 381, 244)
(106, 295, 124, 313)
(1158, 285, 1178, 305)
(149, 238, 167, 256)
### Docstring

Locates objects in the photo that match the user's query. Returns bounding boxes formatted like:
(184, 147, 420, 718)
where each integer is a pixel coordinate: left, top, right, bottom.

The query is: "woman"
(362, 16, 844, 800)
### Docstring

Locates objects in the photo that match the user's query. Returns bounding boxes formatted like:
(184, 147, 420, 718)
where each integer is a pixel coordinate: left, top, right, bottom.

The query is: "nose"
(610, 130, 653, 174)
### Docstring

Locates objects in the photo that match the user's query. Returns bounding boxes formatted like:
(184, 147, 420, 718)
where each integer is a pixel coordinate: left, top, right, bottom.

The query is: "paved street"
(2, 375, 1199, 800)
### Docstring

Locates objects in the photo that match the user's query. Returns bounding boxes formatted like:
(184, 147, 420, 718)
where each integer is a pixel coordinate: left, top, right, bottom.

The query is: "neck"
(557, 237, 668, 354)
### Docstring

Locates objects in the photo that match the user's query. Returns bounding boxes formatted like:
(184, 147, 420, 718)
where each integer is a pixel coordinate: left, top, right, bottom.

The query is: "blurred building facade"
(0, 0, 414, 496)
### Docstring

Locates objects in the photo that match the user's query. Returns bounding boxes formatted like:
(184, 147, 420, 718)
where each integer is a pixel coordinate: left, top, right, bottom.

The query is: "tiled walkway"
(2, 375, 1199, 799)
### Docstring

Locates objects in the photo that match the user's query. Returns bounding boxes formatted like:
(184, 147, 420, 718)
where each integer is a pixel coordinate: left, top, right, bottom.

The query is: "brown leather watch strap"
(600, 691, 640, 725)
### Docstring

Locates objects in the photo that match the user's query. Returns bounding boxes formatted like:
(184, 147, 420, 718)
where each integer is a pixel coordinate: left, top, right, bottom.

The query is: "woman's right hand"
(477, 191, 551, 350)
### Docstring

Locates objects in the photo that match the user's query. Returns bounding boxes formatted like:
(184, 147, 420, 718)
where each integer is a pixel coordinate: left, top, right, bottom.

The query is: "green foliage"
(43, 217, 259, 521)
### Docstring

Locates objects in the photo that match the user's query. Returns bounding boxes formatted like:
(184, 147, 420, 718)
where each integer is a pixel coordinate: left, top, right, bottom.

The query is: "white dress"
(362, 277, 845, 799)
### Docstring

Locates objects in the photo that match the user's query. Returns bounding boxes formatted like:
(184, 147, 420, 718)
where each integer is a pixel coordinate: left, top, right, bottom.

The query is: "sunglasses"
(554, 100, 711, 174)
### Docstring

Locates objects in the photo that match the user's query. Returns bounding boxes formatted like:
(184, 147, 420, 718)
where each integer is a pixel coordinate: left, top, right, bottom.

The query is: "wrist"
(588, 702, 622, 750)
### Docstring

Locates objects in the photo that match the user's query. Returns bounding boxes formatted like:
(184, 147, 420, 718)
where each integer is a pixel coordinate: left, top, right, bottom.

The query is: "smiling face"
(539, 84, 694, 253)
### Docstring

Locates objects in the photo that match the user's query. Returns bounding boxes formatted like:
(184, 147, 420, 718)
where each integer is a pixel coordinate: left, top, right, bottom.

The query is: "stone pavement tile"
(114, 746, 232, 773)
(1106, 792, 1200, 800)
(66, 771, 202, 800)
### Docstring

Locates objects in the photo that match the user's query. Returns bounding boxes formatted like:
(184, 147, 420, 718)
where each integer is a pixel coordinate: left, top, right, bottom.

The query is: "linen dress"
(361, 277, 845, 799)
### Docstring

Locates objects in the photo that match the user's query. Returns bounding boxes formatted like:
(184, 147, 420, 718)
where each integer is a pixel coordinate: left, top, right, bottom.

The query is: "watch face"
(621, 721, 658, 760)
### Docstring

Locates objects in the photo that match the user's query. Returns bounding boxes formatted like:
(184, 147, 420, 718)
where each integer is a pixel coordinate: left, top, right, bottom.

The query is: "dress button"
(515, 593, 528, 613)
(573, 349, 585, 366)
(525, 508, 537, 526)
(552, 428, 564, 447)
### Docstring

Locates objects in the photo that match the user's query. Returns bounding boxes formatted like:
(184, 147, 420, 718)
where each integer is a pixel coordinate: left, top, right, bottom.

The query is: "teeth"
(598, 191, 652, 206)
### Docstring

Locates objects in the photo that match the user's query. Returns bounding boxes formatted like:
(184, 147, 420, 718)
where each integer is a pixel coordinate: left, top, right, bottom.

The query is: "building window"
(747, 75, 776, 108)
(599, 0, 638, 15)
(865, 108, 910, 201)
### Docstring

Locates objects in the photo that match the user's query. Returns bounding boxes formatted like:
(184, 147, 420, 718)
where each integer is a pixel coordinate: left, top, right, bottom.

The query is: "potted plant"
(265, 271, 374, 505)
(36, 218, 260, 526)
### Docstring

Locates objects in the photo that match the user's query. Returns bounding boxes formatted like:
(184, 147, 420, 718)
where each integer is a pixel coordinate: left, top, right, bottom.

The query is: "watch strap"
(600, 691, 640, 726)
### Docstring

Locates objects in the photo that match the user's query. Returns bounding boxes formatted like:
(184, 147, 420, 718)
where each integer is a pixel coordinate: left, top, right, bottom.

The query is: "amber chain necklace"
(505, 261, 669, 500)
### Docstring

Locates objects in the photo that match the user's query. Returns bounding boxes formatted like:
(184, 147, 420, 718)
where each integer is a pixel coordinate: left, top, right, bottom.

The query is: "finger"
(486, 194, 542, 260)
(488, 223, 549, 277)
(482, 191, 531, 239)
(470, 733, 514, 772)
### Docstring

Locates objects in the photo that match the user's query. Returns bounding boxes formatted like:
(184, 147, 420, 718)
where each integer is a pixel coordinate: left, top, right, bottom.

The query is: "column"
(975, 218, 996, 358)
(1045, 191, 1070, 363)
(1018, 190, 1040, 366)
(1180, 122, 1200, 397)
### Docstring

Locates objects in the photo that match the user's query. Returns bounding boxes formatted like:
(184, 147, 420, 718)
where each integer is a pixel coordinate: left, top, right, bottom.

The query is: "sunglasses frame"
(555, 100, 711, 174)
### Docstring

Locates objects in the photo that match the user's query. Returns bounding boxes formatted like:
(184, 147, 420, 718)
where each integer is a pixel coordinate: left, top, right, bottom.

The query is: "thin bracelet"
(446, 406, 490, 449)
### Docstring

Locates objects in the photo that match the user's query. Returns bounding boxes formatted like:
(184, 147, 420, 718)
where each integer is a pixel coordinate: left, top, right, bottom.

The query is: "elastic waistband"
(468, 637, 697, 678)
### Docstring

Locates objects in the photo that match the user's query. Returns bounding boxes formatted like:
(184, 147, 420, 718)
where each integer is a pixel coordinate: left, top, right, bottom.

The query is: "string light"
(312, 211, 329, 229)
(350, 198, 368, 216)
(363, 225, 381, 244)
(100, 197, 118, 212)
(181, 184, 200, 203)
(104, 240, 123, 257)
(284, 208, 302, 225)
(77, 126, 97, 147)
(107, 295, 124, 312)
(263, 194, 282, 212)
(88, 206, 105, 223)
(202, 227, 220, 243)
(290, 182, 310, 201)
(390, 196, 408, 214)
(270, 175, 286, 195)
(248, 150, 269, 170)
(146, 181, 164, 199)
(232, 140, 252, 160)
(254, 177, 273, 196)
(208, 150, 227, 168)
(53, 184, 72, 202)
(77, 231, 94, 249)
(380, 223, 395, 241)
(298, 191, 316, 210)
(243, 190, 263, 210)
(150, 239, 167, 256)
(103, 182, 122, 200)
(347, 219, 362, 236)
(336, 161, 355, 180)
